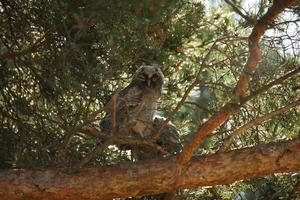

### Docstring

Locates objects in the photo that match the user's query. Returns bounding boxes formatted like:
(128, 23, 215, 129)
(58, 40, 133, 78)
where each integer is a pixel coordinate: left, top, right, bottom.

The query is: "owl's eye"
(151, 75, 158, 82)
(138, 74, 146, 81)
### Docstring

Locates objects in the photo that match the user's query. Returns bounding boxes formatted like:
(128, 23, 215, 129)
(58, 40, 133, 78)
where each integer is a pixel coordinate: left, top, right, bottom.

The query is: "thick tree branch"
(235, 0, 296, 100)
(0, 138, 300, 200)
(178, 102, 240, 165)
(178, 0, 297, 166)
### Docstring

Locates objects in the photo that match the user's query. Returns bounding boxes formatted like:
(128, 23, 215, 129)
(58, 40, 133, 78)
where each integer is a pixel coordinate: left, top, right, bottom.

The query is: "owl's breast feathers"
(100, 83, 161, 137)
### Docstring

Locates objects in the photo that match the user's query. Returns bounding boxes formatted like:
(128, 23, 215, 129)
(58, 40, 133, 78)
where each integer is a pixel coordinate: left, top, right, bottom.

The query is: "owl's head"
(133, 64, 164, 92)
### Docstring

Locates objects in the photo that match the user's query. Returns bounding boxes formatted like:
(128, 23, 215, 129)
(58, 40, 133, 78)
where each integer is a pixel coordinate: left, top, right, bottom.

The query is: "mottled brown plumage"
(101, 65, 181, 200)
(100, 64, 164, 137)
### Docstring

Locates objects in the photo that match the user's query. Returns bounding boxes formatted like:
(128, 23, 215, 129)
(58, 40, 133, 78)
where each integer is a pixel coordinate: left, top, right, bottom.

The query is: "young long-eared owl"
(100, 64, 164, 137)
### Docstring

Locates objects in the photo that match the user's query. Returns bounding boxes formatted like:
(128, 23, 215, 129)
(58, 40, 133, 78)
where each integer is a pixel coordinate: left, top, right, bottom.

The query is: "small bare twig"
(57, 86, 121, 167)
(154, 36, 246, 138)
(76, 138, 113, 168)
(118, 137, 170, 156)
(218, 99, 300, 152)
(224, 0, 256, 24)
(184, 101, 213, 115)
(0, 33, 48, 60)
(80, 126, 105, 138)
(241, 67, 300, 103)
(77, 126, 170, 168)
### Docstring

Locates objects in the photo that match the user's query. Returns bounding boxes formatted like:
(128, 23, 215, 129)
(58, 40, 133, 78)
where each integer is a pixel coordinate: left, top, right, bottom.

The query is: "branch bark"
(235, 0, 296, 100)
(0, 137, 300, 200)
(177, 0, 297, 166)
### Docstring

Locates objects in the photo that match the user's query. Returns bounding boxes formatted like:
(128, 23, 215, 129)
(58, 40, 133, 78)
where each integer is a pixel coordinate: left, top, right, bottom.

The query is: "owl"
(100, 64, 164, 138)
(133, 117, 182, 160)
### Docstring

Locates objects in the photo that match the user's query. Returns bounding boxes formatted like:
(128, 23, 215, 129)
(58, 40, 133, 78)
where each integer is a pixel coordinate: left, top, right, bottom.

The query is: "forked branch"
(178, 0, 297, 166)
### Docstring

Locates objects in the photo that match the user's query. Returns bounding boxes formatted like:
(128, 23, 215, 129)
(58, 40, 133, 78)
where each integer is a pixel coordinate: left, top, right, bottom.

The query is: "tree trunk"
(1, 138, 300, 200)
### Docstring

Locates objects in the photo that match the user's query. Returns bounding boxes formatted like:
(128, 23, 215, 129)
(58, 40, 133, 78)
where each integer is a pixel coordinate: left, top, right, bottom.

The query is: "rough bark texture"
(0, 138, 300, 200)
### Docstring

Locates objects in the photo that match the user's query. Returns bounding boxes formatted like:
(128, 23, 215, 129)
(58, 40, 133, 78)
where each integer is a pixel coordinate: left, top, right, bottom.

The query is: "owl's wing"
(100, 83, 144, 134)
(154, 118, 182, 154)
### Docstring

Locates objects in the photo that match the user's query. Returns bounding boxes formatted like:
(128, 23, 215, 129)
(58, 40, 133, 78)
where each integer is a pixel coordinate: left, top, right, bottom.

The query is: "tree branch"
(0, 34, 48, 61)
(154, 36, 245, 139)
(241, 66, 300, 104)
(0, 137, 300, 200)
(235, 0, 296, 100)
(178, 0, 297, 166)
(77, 126, 170, 168)
(218, 98, 300, 152)
(224, 0, 255, 24)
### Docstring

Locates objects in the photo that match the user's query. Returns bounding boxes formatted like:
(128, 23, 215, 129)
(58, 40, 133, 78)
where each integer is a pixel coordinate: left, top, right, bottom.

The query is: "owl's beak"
(147, 79, 151, 87)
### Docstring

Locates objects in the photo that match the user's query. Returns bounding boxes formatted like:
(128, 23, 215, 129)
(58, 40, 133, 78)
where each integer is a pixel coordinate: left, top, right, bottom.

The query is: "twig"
(80, 125, 105, 138)
(234, 0, 297, 100)
(56, 87, 120, 167)
(74, 106, 107, 131)
(76, 138, 113, 168)
(74, 86, 122, 132)
(241, 67, 300, 104)
(178, 0, 297, 166)
(118, 137, 170, 156)
(0, 34, 48, 60)
(218, 99, 300, 152)
(224, 0, 255, 24)
(184, 101, 213, 115)
(77, 126, 170, 167)
(154, 36, 245, 138)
